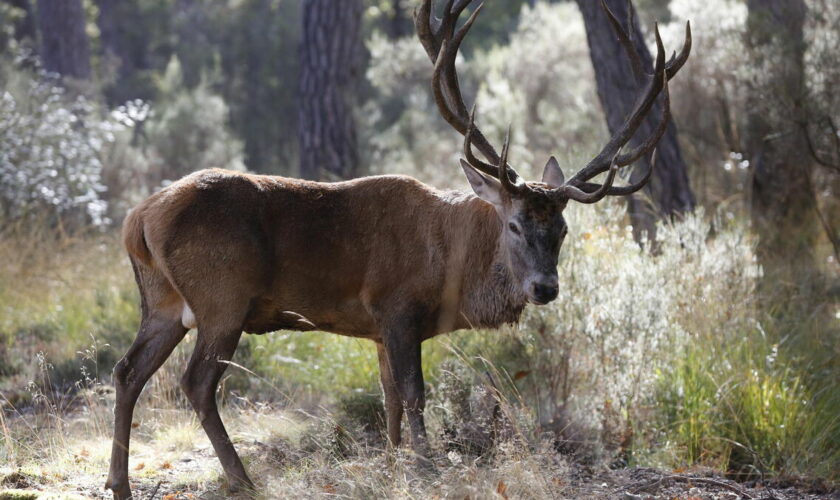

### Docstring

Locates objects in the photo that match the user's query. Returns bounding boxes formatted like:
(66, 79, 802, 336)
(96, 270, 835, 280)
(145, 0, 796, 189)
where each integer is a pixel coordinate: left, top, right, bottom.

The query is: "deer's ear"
(541, 156, 565, 188)
(461, 159, 504, 208)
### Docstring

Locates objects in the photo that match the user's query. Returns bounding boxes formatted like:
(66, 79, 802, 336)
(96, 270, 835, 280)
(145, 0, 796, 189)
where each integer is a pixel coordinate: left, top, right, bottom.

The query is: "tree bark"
(575, 0, 694, 239)
(36, 0, 90, 79)
(387, 0, 409, 39)
(297, 0, 363, 180)
(5, 0, 37, 44)
(174, 0, 211, 89)
(746, 0, 818, 279)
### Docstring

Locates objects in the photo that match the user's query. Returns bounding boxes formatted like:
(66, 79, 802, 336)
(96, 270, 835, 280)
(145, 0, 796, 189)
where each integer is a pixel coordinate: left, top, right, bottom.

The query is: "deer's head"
(416, 0, 690, 305)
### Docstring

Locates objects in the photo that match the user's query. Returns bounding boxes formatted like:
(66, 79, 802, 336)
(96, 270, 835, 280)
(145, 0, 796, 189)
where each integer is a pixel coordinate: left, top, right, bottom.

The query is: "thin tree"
(36, 0, 90, 79)
(745, 0, 818, 278)
(4, 0, 37, 45)
(575, 0, 694, 238)
(387, 0, 409, 39)
(297, 0, 364, 180)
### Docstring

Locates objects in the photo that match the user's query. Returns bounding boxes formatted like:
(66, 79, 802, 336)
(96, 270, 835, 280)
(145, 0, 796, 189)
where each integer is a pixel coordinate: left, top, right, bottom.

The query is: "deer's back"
(130, 169, 465, 339)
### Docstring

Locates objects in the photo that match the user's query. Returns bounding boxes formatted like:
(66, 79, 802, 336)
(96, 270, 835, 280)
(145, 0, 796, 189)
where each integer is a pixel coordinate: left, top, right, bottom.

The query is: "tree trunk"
(387, 0, 409, 39)
(575, 0, 694, 239)
(746, 0, 818, 284)
(36, 0, 90, 79)
(174, 0, 211, 89)
(297, 0, 363, 180)
(5, 0, 37, 44)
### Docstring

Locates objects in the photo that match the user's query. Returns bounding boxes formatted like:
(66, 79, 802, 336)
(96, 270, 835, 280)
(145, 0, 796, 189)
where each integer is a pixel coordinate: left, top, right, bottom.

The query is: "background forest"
(1, 0, 839, 498)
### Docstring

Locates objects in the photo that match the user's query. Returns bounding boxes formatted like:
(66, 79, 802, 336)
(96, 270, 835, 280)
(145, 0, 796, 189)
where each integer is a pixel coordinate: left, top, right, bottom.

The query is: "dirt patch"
(0, 472, 37, 490)
(576, 467, 840, 500)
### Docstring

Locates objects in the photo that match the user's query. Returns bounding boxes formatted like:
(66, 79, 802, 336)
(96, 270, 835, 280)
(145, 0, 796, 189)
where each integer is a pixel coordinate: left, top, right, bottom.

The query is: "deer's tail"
(122, 207, 153, 268)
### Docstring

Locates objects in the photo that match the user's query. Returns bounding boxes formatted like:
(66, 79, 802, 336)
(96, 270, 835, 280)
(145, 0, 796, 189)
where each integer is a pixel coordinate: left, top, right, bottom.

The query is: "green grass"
(654, 324, 840, 481)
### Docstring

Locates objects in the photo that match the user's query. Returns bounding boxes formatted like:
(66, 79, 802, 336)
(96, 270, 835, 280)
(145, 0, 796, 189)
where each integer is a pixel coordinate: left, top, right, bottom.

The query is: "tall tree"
(220, 0, 299, 174)
(173, 0, 212, 89)
(575, 0, 694, 238)
(745, 0, 818, 277)
(387, 0, 409, 39)
(4, 0, 37, 45)
(297, 0, 363, 180)
(36, 0, 90, 79)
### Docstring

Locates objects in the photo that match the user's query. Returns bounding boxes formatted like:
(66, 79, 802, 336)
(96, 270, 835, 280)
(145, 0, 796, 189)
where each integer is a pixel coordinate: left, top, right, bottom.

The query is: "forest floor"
(1, 404, 837, 500)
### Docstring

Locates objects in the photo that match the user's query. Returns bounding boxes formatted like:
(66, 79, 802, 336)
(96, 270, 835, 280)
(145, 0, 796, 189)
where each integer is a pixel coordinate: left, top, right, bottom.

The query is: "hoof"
(105, 478, 132, 500)
(227, 478, 256, 495)
(410, 450, 437, 474)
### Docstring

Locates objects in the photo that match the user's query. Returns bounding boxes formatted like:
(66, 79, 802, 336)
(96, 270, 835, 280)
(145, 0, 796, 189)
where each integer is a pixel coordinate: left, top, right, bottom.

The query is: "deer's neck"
(443, 192, 527, 330)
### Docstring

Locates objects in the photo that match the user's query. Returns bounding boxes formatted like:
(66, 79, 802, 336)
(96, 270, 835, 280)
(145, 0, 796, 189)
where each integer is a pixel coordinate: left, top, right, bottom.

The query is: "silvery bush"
(0, 75, 118, 228)
(516, 202, 759, 450)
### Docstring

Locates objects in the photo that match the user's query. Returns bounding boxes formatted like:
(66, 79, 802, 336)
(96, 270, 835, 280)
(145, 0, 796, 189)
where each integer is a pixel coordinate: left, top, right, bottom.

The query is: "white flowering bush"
(440, 201, 760, 457)
(0, 77, 119, 229)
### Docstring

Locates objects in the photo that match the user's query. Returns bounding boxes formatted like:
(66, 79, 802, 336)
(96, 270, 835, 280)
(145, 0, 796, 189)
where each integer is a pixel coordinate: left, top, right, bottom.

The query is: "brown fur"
(124, 169, 525, 338)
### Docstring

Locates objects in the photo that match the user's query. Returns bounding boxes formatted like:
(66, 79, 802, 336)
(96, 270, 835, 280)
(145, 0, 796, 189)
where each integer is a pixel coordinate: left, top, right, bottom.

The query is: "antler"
(562, 0, 691, 197)
(418, 0, 689, 204)
(415, 0, 521, 185)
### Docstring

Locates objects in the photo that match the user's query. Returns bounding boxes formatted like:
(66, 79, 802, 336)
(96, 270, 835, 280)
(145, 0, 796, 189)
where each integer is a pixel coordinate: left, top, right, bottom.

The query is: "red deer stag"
(106, 0, 690, 497)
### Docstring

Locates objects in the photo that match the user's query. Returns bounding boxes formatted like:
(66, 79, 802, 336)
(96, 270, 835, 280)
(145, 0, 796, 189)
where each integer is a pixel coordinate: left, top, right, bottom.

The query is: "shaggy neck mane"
(438, 191, 527, 330)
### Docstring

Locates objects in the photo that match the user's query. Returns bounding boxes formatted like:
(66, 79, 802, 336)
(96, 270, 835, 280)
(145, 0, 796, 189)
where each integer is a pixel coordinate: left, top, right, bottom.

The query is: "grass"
(654, 327, 840, 481)
(1, 209, 839, 497)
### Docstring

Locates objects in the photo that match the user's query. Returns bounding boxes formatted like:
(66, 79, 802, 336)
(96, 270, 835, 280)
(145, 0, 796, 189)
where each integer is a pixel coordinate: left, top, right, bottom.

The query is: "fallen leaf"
(513, 370, 531, 381)
(161, 461, 173, 469)
(496, 480, 508, 499)
(134, 462, 145, 471)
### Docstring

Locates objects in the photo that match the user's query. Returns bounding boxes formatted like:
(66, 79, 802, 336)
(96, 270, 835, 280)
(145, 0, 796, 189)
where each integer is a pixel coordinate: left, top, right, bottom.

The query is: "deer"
(105, 0, 690, 497)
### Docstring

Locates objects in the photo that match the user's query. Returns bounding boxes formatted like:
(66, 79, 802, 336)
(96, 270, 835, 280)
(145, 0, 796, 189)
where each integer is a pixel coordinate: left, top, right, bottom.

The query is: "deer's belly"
(242, 294, 378, 339)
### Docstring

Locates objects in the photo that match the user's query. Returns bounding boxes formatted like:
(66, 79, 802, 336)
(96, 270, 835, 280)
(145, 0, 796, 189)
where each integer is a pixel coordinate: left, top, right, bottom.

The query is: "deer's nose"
(532, 282, 559, 304)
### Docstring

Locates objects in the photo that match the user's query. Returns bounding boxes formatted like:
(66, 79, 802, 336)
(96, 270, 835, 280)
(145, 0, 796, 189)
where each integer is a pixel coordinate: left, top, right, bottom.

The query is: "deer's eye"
(508, 223, 521, 235)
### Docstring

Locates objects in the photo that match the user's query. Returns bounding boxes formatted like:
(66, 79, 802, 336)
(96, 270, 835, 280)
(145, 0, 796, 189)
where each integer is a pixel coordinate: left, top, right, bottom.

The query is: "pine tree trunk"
(5, 0, 37, 44)
(298, 0, 362, 179)
(388, 0, 409, 39)
(174, 0, 211, 89)
(297, 0, 363, 180)
(746, 0, 818, 280)
(36, 0, 90, 79)
(575, 0, 694, 239)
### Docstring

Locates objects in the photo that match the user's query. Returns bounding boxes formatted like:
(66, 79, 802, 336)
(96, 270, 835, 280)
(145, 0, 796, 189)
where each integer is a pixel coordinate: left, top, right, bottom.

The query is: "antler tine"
(566, 19, 671, 187)
(417, 0, 523, 181)
(429, 3, 484, 134)
(574, 148, 657, 196)
(464, 104, 499, 176)
(602, 0, 645, 81)
(666, 21, 692, 79)
(563, 69, 668, 199)
(600, 0, 692, 81)
(554, 151, 621, 204)
(613, 67, 670, 167)
(498, 125, 525, 193)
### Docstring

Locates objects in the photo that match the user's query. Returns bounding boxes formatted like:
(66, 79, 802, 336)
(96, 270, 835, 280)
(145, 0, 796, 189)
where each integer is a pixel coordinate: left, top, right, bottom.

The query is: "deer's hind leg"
(106, 263, 188, 500)
(180, 322, 252, 492)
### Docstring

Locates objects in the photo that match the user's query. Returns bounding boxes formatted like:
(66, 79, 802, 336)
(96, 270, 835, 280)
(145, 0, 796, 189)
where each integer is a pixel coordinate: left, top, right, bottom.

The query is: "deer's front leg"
(376, 341, 404, 447)
(381, 331, 429, 457)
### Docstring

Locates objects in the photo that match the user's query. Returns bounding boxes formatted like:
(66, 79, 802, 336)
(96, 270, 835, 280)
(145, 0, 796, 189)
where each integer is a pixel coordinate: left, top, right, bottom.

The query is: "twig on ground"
(147, 480, 162, 500)
(629, 473, 755, 499)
